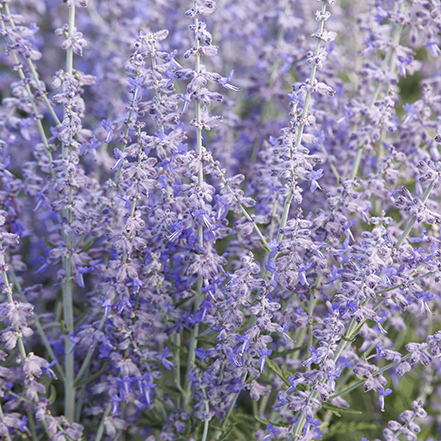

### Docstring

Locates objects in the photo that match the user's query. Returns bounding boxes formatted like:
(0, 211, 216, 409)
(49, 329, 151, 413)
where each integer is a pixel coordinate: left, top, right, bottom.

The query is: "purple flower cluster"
(0, 0, 441, 440)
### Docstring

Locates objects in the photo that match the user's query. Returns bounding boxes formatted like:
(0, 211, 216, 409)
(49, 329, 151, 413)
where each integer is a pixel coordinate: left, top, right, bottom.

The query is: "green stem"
(250, 0, 291, 162)
(395, 180, 434, 249)
(100, 40, 146, 210)
(94, 403, 112, 441)
(9, 266, 65, 381)
(214, 373, 247, 440)
(148, 39, 184, 405)
(201, 389, 210, 441)
(350, 3, 406, 179)
(258, 393, 270, 417)
(259, 198, 280, 280)
(75, 377, 89, 422)
(288, 391, 315, 441)
(2, 317, 29, 436)
(288, 298, 365, 439)
(149, 39, 165, 133)
(27, 409, 39, 441)
(3, 5, 61, 126)
(0, 7, 56, 182)
(289, 306, 358, 441)
(376, 271, 433, 295)
(212, 162, 270, 251)
(313, 122, 340, 182)
(183, 278, 202, 410)
(0, 401, 12, 441)
(62, 3, 76, 423)
(307, 284, 318, 376)
(1, 251, 26, 361)
(1, 247, 51, 438)
(174, 332, 181, 407)
(184, 3, 205, 411)
(74, 316, 106, 385)
(329, 344, 430, 400)
(276, 0, 327, 244)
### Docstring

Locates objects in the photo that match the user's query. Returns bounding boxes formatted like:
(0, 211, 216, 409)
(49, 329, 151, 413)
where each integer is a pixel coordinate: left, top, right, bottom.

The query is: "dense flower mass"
(0, 0, 441, 440)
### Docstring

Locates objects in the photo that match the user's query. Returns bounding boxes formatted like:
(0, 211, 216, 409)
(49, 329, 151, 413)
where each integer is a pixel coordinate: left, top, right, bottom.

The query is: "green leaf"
(48, 385, 57, 404)
(254, 415, 291, 427)
(260, 241, 272, 253)
(80, 239, 95, 253)
(197, 328, 215, 338)
(140, 409, 165, 430)
(269, 346, 304, 359)
(218, 423, 236, 441)
(341, 334, 356, 342)
(167, 339, 188, 354)
(321, 401, 362, 415)
(174, 296, 194, 309)
(60, 320, 68, 335)
(43, 237, 57, 249)
(75, 362, 107, 388)
(73, 309, 89, 329)
(156, 380, 182, 395)
(254, 415, 269, 425)
(321, 421, 377, 440)
(266, 359, 291, 387)
(231, 412, 257, 424)
(196, 337, 216, 345)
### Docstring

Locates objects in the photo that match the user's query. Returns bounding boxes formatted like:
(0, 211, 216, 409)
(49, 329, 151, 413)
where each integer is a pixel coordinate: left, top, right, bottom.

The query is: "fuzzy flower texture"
(1, 0, 441, 440)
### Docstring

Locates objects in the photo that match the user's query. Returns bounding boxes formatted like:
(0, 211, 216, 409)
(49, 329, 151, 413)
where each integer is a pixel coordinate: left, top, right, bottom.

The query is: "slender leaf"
(266, 359, 291, 387)
(321, 401, 362, 415)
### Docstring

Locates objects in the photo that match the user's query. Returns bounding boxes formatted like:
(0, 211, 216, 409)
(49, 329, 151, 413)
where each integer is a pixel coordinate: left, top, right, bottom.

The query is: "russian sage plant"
(0, 0, 441, 440)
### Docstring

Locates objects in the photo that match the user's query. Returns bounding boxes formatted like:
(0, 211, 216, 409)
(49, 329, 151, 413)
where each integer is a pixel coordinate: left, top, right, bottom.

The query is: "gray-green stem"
(183, 2, 204, 412)
(330, 344, 430, 400)
(350, 2, 406, 179)
(1, 245, 52, 438)
(250, 0, 291, 162)
(276, 0, 327, 244)
(3, 4, 61, 126)
(0, 400, 13, 441)
(62, 4, 76, 423)
(2, 248, 26, 363)
(0, 7, 56, 182)
(201, 388, 211, 441)
(94, 403, 112, 441)
(395, 178, 435, 249)
(9, 265, 65, 381)
(212, 161, 270, 251)
(214, 372, 248, 440)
